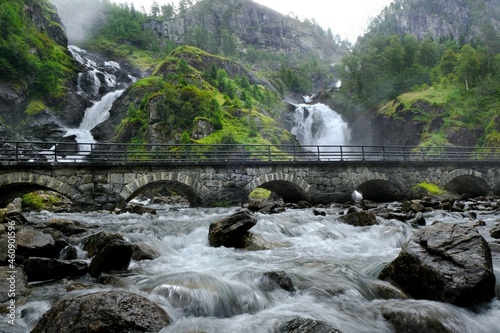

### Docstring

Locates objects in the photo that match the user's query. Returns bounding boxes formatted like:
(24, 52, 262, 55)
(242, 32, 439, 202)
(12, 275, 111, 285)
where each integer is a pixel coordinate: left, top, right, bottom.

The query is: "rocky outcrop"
(31, 290, 172, 333)
(379, 222, 496, 306)
(338, 210, 378, 227)
(144, 0, 343, 61)
(386, 0, 500, 43)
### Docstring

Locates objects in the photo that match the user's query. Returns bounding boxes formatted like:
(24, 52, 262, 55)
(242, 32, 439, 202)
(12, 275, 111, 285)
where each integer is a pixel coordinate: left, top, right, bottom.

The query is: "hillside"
(329, 0, 500, 148)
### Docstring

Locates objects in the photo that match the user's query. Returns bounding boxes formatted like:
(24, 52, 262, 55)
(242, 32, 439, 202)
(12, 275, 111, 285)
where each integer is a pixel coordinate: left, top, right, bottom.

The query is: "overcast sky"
(112, 0, 394, 43)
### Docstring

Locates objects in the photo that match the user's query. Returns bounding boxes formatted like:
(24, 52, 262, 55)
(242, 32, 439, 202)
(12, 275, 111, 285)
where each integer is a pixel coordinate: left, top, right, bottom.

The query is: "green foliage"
(22, 191, 60, 210)
(0, 0, 74, 99)
(249, 188, 271, 199)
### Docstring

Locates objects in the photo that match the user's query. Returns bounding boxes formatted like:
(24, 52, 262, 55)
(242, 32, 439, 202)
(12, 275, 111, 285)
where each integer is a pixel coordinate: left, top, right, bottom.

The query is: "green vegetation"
(22, 191, 61, 210)
(0, 0, 75, 100)
(249, 188, 271, 199)
(413, 182, 444, 196)
(335, 1, 500, 148)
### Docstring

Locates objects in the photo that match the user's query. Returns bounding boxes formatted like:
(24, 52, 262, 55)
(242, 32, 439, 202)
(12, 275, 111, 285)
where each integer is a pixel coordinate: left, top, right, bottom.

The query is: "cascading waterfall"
(52, 46, 136, 158)
(292, 103, 351, 147)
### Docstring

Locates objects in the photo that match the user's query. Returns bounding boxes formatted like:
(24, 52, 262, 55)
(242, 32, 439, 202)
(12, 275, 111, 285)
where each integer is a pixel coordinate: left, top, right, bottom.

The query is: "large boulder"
(208, 210, 257, 248)
(82, 231, 124, 257)
(31, 290, 172, 333)
(16, 227, 57, 260)
(379, 222, 495, 306)
(88, 240, 134, 278)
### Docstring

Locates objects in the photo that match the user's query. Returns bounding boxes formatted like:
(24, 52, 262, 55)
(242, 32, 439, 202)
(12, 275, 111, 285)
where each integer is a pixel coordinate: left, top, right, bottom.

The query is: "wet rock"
(379, 300, 454, 333)
(31, 290, 172, 333)
(17, 227, 57, 260)
(241, 233, 290, 251)
(122, 204, 157, 215)
(407, 212, 426, 227)
(47, 218, 88, 236)
(82, 231, 124, 257)
(60, 245, 79, 260)
(131, 242, 161, 261)
(6, 210, 29, 225)
(379, 222, 495, 306)
(338, 211, 377, 227)
(248, 200, 284, 214)
(490, 223, 500, 239)
(261, 271, 295, 292)
(24, 257, 88, 282)
(401, 200, 425, 213)
(208, 210, 257, 248)
(278, 318, 341, 333)
(88, 240, 133, 278)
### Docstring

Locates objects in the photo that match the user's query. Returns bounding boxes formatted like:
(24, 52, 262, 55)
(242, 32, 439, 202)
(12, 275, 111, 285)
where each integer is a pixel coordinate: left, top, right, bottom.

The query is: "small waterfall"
(291, 102, 351, 148)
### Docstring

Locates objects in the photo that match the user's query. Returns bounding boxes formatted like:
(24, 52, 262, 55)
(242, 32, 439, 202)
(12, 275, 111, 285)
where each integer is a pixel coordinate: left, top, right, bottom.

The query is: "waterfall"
(45, 46, 136, 160)
(291, 103, 351, 148)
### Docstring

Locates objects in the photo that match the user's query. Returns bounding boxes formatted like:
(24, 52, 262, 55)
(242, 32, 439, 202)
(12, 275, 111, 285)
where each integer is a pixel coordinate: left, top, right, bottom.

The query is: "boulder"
(31, 290, 172, 333)
(260, 271, 295, 292)
(0, 266, 29, 303)
(208, 210, 257, 248)
(379, 300, 454, 333)
(131, 242, 161, 261)
(24, 257, 88, 282)
(490, 223, 500, 239)
(278, 318, 341, 333)
(82, 231, 124, 257)
(401, 200, 425, 213)
(16, 227, 57, 260)
(338, 211, 377, 227)
(88, 240, 134, 278)
(379, 222, 495, 306)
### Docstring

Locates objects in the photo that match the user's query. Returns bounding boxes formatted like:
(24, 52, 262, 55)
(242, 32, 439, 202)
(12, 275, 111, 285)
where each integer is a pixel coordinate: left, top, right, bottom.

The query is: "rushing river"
(10, 200, 500, 333)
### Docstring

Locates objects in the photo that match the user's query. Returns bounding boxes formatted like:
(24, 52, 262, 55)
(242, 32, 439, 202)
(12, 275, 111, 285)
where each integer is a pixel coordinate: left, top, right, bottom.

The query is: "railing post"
(268, 145, 271, 161)
(382, 146, 386, 161)
(340, 146, 343, 161)
(317, 146, 321, 161)
(15, 142, 19, 163)
(361, 146, 365, 161)
(124, 145, 127, 162)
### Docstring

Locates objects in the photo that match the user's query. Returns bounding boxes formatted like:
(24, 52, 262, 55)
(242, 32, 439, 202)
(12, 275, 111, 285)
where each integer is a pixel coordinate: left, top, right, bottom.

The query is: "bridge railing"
(0, 141, 499, 164)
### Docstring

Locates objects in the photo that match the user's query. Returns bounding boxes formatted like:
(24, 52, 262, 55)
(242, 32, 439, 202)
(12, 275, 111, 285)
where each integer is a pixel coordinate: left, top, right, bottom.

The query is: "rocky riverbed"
(1, 195, 499, 332)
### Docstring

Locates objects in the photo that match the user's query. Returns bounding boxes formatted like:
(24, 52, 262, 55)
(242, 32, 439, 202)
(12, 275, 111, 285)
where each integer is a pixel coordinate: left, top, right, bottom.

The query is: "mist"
(50, 0, 107, 44)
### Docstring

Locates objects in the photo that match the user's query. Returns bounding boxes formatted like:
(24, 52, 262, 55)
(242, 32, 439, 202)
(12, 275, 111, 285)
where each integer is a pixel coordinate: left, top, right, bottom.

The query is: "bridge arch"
(350, 173, 406, 202)
(245, 173, 311, 203)
(119, 172, 210, 207)
(442, 169, 491, 197)
(0, 172, 82, 207)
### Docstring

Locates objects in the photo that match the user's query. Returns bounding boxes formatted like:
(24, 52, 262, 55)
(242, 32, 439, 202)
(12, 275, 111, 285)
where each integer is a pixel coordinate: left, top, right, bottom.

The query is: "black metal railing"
(0, 141, 499, 164)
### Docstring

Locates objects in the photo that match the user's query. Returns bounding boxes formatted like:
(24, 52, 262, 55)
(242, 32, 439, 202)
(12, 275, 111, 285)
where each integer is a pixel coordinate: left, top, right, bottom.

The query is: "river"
(10, 199, 500, 333)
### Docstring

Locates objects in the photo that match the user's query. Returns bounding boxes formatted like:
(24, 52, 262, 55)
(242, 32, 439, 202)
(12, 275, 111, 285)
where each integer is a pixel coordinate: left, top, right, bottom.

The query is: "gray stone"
(208, 210, 257, 248)
(88, 240, 133, 278)
(379, 222, 495, 306)
(24, 257, 88, 282)
(31, 290, 172, 333)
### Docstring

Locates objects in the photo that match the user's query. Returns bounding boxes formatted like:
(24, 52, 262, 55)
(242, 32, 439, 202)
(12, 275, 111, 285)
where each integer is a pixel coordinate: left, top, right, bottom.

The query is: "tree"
(151, 1, 160, 17)
(456, 44, 479, 90)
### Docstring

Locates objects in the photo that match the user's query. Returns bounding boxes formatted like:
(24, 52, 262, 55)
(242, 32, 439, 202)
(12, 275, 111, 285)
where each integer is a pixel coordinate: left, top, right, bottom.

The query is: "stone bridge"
(0, 160, 499, 210)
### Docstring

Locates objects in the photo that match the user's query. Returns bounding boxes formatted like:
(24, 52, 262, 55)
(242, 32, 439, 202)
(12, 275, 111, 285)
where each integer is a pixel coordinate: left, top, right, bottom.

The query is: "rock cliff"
(143, 0, 344, 62)
(378, 0, 500, 41)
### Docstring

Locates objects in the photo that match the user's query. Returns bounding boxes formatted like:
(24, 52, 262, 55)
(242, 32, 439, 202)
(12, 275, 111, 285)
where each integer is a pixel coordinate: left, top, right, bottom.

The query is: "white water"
(9, 203, 500, 333)
(292, 103, 351, 149)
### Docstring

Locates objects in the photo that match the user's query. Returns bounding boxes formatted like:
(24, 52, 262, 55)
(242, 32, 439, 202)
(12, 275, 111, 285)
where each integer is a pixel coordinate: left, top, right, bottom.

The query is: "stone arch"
(442, 169, 491, 197)
(119, 172, 210, 207)
(0, 172, 82, 207)
(244, 173, 311, 203)
(350, 173, 406, 202)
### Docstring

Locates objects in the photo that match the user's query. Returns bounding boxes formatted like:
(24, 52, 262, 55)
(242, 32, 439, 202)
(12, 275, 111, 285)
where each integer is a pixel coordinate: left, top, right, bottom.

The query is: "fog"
(50, 0, 107, 44)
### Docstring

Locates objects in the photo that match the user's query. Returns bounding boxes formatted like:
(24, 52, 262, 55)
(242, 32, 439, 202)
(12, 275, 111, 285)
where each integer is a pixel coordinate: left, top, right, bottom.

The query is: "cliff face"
(144, 0, 343, 61)
(380, 0, 500, 41)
